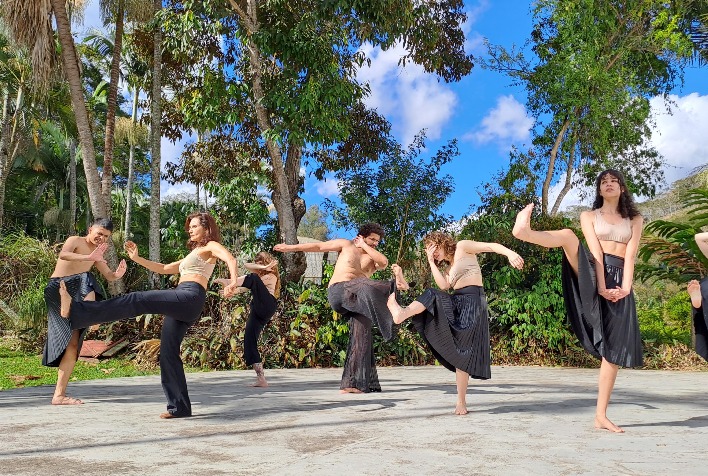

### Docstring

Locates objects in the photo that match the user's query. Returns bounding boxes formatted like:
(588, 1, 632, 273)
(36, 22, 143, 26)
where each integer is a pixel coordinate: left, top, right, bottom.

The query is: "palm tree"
(638, 188, 708, 283)
(148, 0, 163, 281)
(1, 0, 107, 219)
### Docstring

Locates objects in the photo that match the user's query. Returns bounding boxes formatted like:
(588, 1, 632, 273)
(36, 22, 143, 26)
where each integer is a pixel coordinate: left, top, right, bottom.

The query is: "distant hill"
(638, 166, 708, 223)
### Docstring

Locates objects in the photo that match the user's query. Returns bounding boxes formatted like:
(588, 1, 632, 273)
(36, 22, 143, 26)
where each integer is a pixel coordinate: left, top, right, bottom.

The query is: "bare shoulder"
(630, 214, 644, 226)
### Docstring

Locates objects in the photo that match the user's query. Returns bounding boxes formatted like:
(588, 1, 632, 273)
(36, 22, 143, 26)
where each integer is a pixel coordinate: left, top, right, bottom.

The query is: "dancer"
(387, 231, 524, 415)
(512, 169, 643, 433)
(274, 223, 395, 393)
(43, 218, 127, 405)
(58, 212, 240, 419)
(688, 232, 708, 360)
(215, 252, 281, 387)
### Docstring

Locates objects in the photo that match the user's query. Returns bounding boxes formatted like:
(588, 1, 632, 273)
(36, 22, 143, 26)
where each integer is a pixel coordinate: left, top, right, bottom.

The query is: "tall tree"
(484, 0, 694, 215)
(152, 0, 473, 281)
(149, 0, 163, 274)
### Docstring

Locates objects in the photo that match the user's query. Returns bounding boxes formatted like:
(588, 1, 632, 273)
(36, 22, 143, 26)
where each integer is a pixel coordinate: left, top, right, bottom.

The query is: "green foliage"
(326, 131, 456, 267)
(638, 188, 708, 283)
(637, 288, 693, 346)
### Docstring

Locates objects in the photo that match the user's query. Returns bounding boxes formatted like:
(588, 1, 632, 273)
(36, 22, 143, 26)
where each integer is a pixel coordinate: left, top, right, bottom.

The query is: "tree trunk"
(541, 117, 571, 216)
(101, 1, 126, 216)
(50, 0, 106, 219)
(124, 88, 139, 241)
(239, 0, 305, 281)
(549, 136, 578, 216)
(0, 92, 10, 231)
(149, 0, 163, 287)
(68, 138, 77, 232)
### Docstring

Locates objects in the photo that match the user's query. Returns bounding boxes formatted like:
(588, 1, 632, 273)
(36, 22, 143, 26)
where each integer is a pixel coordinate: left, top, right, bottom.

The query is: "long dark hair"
(184, 212, 221, 249)
(591, 169, 640, 219)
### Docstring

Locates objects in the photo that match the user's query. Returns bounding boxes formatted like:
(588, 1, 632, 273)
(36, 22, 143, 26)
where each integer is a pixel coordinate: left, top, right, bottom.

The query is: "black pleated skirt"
(327, 277, 396, 341)
(42, 272, 105, 367)
(411, 285, 491, 379)
(561, 245, 643, 367)
(693, 277, 708, 361)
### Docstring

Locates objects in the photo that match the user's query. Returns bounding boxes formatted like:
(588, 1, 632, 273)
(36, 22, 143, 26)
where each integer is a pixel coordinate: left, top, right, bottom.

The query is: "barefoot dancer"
(215, 252, 281, 387)
(58, 212, 240, 418)
(688, 232, 708, 360)
(275, 223, 395, 393)
(44, 218, 127, 405)
(512, 169, 643, 433)
(387, 232, 524, 415)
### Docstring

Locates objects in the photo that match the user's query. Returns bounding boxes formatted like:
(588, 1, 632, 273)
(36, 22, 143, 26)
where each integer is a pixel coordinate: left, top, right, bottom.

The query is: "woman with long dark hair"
(687, 232, 708, 360)
(216, 251, 281, 387)
(58, 212, 240, 419)
(387, 231, 524, 415)
(512, 169, 644, 433)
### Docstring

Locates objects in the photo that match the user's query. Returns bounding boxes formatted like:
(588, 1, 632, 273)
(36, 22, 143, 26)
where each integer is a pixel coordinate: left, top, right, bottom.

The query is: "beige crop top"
(447, 255, 481, 288)
(179, 248, 216, 279)
(593, 210, 632, 244)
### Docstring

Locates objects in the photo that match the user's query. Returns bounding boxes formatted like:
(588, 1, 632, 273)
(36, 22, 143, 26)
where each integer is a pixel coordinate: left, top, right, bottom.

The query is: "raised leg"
(594, 358, 623, 433)
(688, 280, 702, 309)
(513, 203, 580, 273)
(387, 293, 426, 324)
(455, 369, 469, 415)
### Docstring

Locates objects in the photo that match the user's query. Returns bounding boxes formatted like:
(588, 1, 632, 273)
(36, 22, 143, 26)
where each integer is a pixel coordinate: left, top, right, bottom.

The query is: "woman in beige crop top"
(512, 169, 643, 433)
(688, 232, 708, 361)
(58, 212, 240, 419)
(387, 231, 524, 415)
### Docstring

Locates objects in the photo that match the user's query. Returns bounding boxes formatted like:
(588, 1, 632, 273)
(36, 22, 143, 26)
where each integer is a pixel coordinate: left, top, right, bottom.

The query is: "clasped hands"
(599, 287, 630, 302)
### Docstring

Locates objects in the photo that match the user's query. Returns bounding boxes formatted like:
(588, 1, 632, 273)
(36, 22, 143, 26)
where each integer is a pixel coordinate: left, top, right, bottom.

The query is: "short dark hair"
(358, 223, 384, 239)
(91, 218, 114, 232)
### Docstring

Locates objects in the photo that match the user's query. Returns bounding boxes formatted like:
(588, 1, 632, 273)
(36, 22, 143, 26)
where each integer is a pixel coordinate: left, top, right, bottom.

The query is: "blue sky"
(80, 0, 708, 230)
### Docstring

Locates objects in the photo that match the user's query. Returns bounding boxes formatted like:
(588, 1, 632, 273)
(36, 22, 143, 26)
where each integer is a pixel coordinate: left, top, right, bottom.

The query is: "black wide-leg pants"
(68, 281, 206, 416)
(241, 274, 277, 366)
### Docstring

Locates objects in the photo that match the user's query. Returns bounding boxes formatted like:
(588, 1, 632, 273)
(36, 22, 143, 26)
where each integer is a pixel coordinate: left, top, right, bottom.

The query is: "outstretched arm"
(457, 240, 524, 269)
(274, 239, 348, 254)
(94, 259, 127, 282)
(696, 232, 708, 259)
(124, 241, 181, 275)
(58, 237, 107, 264)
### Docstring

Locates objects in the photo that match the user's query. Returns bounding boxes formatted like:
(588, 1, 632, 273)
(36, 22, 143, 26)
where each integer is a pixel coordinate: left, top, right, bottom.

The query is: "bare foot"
(58, 280, 72, 319)
(51, 395, 83, 405)
(594, 416, 624, 433)
(455, 402, 468, 415)
(339, 387, 363, 394)
(251, 363, 268, 387)
(387, 293, 407, 324)
(251, 377, 269, 388)
(392, 264, 409, 291)
(213, 278, 231, 287)
(688, 280, 702, 309)
(512, 203, 535, 240)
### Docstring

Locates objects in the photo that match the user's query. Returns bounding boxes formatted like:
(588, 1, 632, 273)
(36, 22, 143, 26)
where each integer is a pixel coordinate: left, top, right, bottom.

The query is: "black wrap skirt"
(692, 277, 708, 361)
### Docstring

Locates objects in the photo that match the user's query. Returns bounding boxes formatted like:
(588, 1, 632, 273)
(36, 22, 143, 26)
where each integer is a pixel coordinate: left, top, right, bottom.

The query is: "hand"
(391, 263, 402, 275)
(222, 282, 239, 298)
(114, 259, 127, 279)
(425, 244, 437, 262)
(87, 243, 108, 263)
(507, 252, 524, 270)
(124, 241, 140, 260)
(599, 288, 619, 302)
(213, 278, 232, 288)
(273, 243, 289, 252)
(353, 235, 364, 248)
(613, 287, 631, 300)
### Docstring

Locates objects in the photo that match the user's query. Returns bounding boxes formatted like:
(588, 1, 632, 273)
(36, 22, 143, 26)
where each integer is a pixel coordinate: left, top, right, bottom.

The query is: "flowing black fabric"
(241, 273, 277, 366)
(410, 286, 491, 379)
(561, 245, 643, 367)
(67, 281, 207, 417)
(42, 272, 104, 367)
(693, 277, 708, 361)
(327, 278, 395, 392)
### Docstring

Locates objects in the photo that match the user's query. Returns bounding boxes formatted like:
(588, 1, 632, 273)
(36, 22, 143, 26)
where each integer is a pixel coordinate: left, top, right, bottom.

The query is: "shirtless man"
(43, 218, 127, 405)
(274, 223, 394, 393)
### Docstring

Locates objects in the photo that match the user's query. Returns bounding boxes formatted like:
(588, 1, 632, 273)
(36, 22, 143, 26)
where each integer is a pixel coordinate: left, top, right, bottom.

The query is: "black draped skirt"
(692, 277, 708, 361)
(411, 285, 491, 380)
(42, 272, 105, 367)
(561, 245, 642, 367)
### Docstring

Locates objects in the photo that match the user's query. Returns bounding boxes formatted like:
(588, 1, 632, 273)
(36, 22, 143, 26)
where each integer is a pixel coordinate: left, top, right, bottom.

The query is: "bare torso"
(329, 241, 378, 286)
(51, 236, 102, 278)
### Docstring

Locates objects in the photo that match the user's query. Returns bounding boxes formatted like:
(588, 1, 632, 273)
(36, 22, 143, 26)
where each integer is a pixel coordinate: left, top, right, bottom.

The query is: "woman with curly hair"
(216, 251, 281, 387)
(387, 231, 524, 415)
(58, 212, 241, 419)
(687, 232, 708, 361)
(511, 169, 644, 433)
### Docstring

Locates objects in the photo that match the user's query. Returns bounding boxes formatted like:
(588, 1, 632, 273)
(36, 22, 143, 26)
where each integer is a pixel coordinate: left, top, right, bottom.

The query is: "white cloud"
(313, 177, 340, 198)
(466, 95, 533, 148)
(357, 44, 457, 144)
(462, 0, 489, 54)
(649, 93, 708, 186)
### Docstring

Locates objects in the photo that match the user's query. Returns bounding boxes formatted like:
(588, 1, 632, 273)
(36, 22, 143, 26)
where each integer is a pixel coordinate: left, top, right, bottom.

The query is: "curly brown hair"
(423, 231, 457, 265)
(253, 251, 281, 298)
